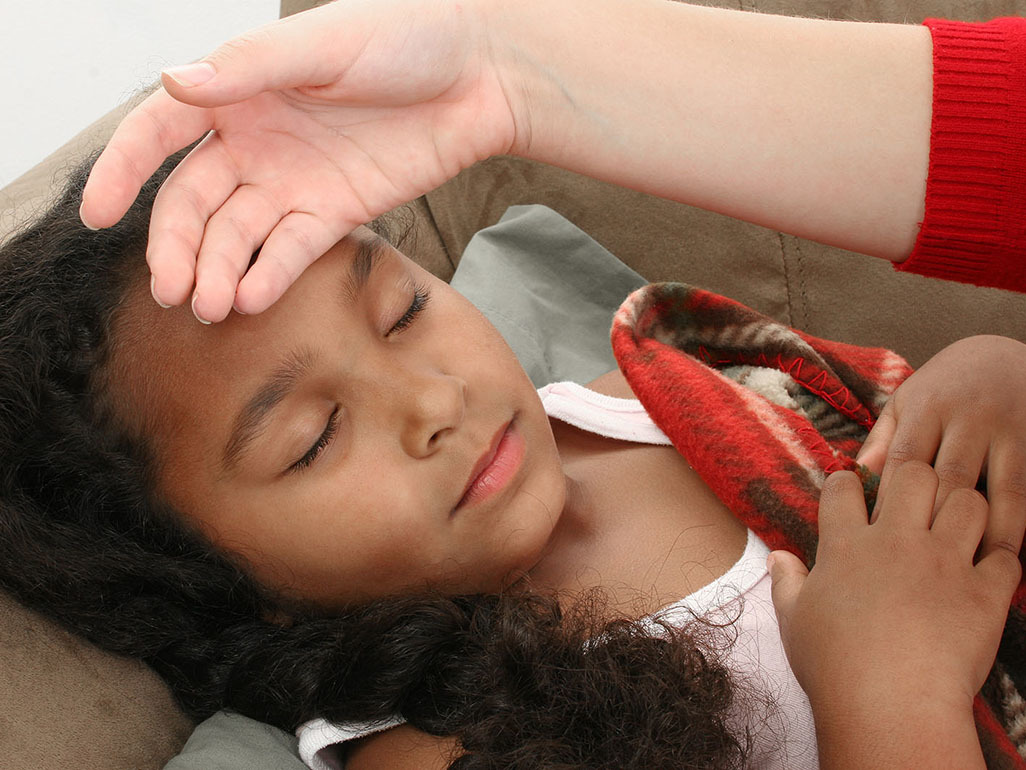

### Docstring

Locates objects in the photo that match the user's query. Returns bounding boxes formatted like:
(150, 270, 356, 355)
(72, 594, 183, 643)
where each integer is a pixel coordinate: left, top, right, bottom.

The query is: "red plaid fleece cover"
(611, 283, 1026, 769)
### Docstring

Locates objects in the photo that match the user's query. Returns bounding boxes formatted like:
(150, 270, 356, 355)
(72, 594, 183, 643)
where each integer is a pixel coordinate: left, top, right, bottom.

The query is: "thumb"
(855, 398, 896, 476)
(768, 550, 809, 630)
(160, 6, 356, 107)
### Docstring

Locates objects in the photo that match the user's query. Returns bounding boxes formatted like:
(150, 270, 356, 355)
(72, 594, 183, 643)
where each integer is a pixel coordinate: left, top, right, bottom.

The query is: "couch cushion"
(0, 592, 192, 769)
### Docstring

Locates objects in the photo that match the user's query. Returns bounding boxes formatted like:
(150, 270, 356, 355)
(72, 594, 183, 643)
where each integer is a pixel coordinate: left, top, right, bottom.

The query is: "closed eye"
(388, 284, 430, 335)
(287, 284, 429, 474)
(288, 406, 340, 473)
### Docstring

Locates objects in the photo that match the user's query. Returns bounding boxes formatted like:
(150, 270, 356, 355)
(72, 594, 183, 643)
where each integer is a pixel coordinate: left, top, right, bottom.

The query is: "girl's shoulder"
(581, 368, 635, 398)
(344, 725, 458, 770)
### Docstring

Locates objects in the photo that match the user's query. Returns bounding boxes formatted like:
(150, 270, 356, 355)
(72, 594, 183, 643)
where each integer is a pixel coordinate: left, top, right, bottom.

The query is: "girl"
(1, 147, 1024, 770)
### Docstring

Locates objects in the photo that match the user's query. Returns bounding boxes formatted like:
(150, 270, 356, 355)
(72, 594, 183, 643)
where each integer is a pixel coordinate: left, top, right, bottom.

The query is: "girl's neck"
(523, 372, 747, 615)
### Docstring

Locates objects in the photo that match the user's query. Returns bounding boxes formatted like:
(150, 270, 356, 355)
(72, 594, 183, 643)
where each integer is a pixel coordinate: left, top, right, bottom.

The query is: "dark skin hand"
(857, 335, 1026, 561)
(770, 463, 1022, 769)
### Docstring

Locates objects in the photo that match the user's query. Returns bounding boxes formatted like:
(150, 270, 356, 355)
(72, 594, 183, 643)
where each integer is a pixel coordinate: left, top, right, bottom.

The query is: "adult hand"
(80, 0, 520, 322)
(80, 0, 940, 323)
(769, 465, 1021, 767)
(857, 335, 1026, 562)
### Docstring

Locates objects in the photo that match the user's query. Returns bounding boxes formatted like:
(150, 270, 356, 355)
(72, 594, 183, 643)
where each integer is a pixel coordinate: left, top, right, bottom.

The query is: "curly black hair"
(0, 151, 750, 768)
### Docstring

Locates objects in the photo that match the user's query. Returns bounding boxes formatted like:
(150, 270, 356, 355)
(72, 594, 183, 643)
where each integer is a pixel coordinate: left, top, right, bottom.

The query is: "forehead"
(107, 233, 376, 463)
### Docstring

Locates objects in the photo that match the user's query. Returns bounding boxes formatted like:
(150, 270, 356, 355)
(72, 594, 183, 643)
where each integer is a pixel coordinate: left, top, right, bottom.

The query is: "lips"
(455, 418, 525, 511)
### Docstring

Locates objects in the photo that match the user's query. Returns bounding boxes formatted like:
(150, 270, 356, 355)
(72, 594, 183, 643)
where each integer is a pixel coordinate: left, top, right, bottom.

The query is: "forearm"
(488, 0, 932, 262)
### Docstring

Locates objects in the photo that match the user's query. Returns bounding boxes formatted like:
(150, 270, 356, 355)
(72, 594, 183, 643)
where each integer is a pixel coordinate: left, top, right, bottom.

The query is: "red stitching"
(696, 346, 875, 427)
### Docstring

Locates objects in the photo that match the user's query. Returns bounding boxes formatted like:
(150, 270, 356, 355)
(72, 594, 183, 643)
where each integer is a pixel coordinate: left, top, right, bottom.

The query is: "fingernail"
(191, 293, 211, 325)
(150, 275, 172, 309)
(232, 301, 247, 316)
(163, 61, 216, 88)
(79, 203, 100, 231)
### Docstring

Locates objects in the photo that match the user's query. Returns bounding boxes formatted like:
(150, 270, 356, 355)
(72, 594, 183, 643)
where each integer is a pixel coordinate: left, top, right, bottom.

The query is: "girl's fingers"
(767, 550, 809, 637)
(976, 542, 1024, 605)
(80, 89, 214, 229)
(856, 399, 896, 475)
(818, 470, 870, 539)
(233, 211, 345, 315)
(931, 486, 989, 560)
(872, 409, 942, 522)
(930, 426, 988, 514)
(147, 134, 243, 308)
(874, 460, 939, 531)
(979, 436, 1026, 563)
(192, 185, 286, 323)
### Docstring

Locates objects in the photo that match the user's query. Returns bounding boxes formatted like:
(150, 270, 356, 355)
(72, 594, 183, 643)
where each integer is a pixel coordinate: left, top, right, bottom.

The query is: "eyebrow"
(219, 236, 390, 473)
(341, 235, 391, 305)
(221, 349, 315, 474)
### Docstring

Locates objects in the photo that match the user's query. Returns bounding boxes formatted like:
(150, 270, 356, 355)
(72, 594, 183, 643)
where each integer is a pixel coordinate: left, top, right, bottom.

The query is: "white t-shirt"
(298, 382, 819, 769)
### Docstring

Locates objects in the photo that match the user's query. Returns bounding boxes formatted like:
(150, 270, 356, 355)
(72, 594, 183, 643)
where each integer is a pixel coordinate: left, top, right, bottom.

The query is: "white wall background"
(1, 1, 280, 189)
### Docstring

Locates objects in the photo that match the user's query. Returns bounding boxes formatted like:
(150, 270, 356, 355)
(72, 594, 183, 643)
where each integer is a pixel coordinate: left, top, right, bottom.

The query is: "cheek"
(281, 466, 442, 560)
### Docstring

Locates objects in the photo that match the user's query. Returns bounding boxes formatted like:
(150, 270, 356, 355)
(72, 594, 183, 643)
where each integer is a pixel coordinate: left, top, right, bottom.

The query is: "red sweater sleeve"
(896, 17, 1026, 293)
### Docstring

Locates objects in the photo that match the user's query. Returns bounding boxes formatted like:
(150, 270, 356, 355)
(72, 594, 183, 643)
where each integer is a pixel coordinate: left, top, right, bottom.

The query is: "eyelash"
(388, 283, 431, 335)
(289, 406, 340, 473)
(288, 284, 431, 474)
(289, 406, 340, 474)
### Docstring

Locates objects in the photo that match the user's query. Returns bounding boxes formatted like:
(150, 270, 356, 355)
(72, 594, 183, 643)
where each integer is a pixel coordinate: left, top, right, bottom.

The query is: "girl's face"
(114, 229, 566, 607)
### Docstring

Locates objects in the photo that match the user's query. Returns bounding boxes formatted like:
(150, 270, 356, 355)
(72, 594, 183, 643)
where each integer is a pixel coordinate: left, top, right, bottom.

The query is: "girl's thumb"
(767, 550, 808, 625)
(855, 399, 896, 475)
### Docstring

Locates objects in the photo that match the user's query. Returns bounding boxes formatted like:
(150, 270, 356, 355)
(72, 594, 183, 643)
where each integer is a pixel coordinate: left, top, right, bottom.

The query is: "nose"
(398, 367, 467, 458)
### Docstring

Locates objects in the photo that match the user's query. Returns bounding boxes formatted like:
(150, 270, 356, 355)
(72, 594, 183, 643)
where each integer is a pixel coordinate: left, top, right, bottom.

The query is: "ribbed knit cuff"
(897, 17, 1026, 294)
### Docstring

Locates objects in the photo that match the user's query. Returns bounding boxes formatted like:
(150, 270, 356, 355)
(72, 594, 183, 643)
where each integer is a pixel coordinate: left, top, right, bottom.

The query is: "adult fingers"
(855, 398, 896, 475)
(80, 89, 214, 229)
(232, 211, 346, 315)
(192, 185, 287, 323)
(160, 6, 359, 108)
(979, 436, 1026, 564)
(146, 134, 242, 308)
(871, 408, 942, 522)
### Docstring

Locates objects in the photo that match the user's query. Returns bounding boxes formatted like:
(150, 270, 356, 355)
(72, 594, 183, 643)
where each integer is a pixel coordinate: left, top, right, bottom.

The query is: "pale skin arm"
(496, 0, 932, 263)
(79, 0, 931, 323)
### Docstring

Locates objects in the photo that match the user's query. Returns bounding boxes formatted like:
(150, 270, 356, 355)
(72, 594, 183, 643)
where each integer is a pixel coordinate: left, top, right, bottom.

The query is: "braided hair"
(0, 151, 750, 768)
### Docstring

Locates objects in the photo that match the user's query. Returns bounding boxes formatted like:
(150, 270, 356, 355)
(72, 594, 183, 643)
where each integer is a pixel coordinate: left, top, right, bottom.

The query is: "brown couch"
(2, 0, 1025, 767)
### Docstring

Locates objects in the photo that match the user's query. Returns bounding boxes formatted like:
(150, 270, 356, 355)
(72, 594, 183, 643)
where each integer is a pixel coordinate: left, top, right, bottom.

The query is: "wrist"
(473, 0, 571, 159)
(480, 0, 677, 163)
(809, 679, 983, 769)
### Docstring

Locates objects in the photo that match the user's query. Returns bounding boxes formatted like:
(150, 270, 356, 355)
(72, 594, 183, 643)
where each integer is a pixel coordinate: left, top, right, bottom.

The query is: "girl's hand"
(858, 335, 1026, 565)
(79, 0, 520, 323)
(769, 465, 1022, 768)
